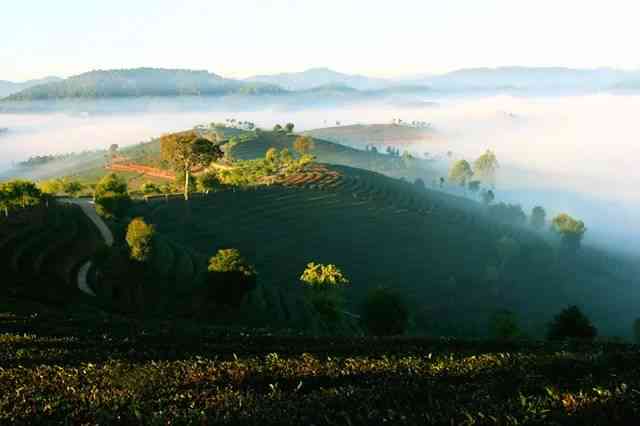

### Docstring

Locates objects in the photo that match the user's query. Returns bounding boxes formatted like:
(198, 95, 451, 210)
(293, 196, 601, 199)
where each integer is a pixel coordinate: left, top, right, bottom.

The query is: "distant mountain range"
(4, 66, 640, 101)
(0, 76, 63, 98)
(246, 67, 391, 91)
(404, 67, 640, 92)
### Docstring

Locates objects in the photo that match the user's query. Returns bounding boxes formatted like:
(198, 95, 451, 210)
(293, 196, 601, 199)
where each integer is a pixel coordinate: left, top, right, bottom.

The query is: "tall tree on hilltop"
(160, 131, 223, 200)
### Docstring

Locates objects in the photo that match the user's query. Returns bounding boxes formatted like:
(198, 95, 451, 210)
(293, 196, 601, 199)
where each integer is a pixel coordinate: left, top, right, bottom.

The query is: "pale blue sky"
(2, 0, 640, 81)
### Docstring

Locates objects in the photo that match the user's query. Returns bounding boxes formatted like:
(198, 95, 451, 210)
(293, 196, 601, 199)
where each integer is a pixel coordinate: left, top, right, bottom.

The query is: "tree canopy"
(126, 218, 155, 262)
(547, 305, 597, 341)
(293, 136, 315, 155)
(448, 160, 474, 188)
(207, 249, 257, 307)
(473, 150, 499, 186)
(530, 206, 546, 230)
(0, 180, 43, 215)
(94, 173, 130, 219)
(361, 286, 409, 336)
(551, 213, 586, 252)
(160, 131, 223, 200)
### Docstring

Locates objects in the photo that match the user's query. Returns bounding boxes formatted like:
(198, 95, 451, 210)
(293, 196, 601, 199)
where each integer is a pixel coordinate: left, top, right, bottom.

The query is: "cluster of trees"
(448, 150, 499, 193)
(488, 305, 598, 341)
(0, 180, 43, 216)
(38, 178, 85, 197)
(273, 123, 295, 133)
(218, 141, 315, 187)
(94, 173, 131, 219)
(17, 150, 105, 168)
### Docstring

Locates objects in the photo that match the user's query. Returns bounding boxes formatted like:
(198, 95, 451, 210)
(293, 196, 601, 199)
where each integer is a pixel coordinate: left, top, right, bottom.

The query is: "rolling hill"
(0, 76, 62, 98)
(2, 68, 286, 101)
(117, 161, 640, 339)
(304, 123, 440, 149)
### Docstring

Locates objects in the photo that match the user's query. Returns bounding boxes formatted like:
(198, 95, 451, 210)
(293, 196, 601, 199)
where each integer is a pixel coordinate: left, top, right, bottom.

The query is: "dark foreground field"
(1, 313, 639, 425)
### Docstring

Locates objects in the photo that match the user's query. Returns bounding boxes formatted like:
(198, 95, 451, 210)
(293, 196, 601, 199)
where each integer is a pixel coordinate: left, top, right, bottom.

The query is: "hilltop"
(0, 76, 62, 98)
(2, 68, 285, 101)
(304, 123, 440, 149)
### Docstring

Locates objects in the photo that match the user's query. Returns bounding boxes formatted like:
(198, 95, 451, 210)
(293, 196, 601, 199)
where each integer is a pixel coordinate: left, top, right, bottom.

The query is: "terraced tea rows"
(140, 167, 540, 334)
(0, 203, 105, 310)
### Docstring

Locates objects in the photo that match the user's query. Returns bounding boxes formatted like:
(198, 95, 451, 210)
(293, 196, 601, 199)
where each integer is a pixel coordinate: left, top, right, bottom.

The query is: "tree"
(197, 171, 221, 194)
(285, 123, 295, 133)
(141, 182, 161, 195)
(300, 263, 349, 323)
(208, 249, 257, 307)
(551, 213, 586, 252)
(496, 236, 520, 272)
(530, 206, 546, 230)
(468, 180, 481, 196)
(38, 179, 63, 196)
(279, 148, 293, 165)
(0, 180, 42, 214)
(293, 135, 315, 155)
(488, 203, 526, 225)
(273, 124, 283, 132)
(361, 286, 409, 336)
(61, 179, 84, 197)
(126, 218, 155, 262)
(448, 160, 474, 189)
(160, 131, 223, 200)
(547, 305, 597, 341)
(489, 310, 520, 340)
(265, 147, 279, 163)
(481, 189, 495, 205)
(94, 173, 130, 219)
(473, 150, 499, 187)
(414, 178, 426, 190)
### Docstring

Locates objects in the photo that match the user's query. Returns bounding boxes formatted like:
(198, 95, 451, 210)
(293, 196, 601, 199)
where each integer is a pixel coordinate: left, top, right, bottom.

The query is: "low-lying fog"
(1, 94, 638, 254)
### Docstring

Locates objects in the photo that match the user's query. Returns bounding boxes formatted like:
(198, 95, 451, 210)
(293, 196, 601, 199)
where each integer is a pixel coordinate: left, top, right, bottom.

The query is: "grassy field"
(0, 313, 638, 425)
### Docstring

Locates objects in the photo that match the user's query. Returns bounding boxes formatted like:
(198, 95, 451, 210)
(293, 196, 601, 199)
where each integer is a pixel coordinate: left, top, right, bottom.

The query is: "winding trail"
(61, 199, 114, 297)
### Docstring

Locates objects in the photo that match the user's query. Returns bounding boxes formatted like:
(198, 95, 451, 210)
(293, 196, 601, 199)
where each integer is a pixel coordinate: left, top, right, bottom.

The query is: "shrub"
(94, 174, 130, 218)
(95, 191, 131, 219)
(361, 287, 409, 336)
(208, 249, 257, 307)
(489, 310, 520, 340)
(125, 218, 155, 262)
(300, 263, 349, 323)
(547, 305, 597, 341)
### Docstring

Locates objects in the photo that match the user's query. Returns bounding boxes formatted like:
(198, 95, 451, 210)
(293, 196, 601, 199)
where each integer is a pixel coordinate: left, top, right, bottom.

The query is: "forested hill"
(2, 68, 286, 101)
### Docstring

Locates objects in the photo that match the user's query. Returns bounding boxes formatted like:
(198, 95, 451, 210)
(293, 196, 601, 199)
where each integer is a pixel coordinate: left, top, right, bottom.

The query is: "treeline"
(17, 150, 105, 168)
(0, 180, 43, 216)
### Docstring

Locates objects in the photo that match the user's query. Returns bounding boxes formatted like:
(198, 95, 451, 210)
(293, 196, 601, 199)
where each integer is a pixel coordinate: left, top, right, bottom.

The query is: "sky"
(2, 0, 640, 81)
